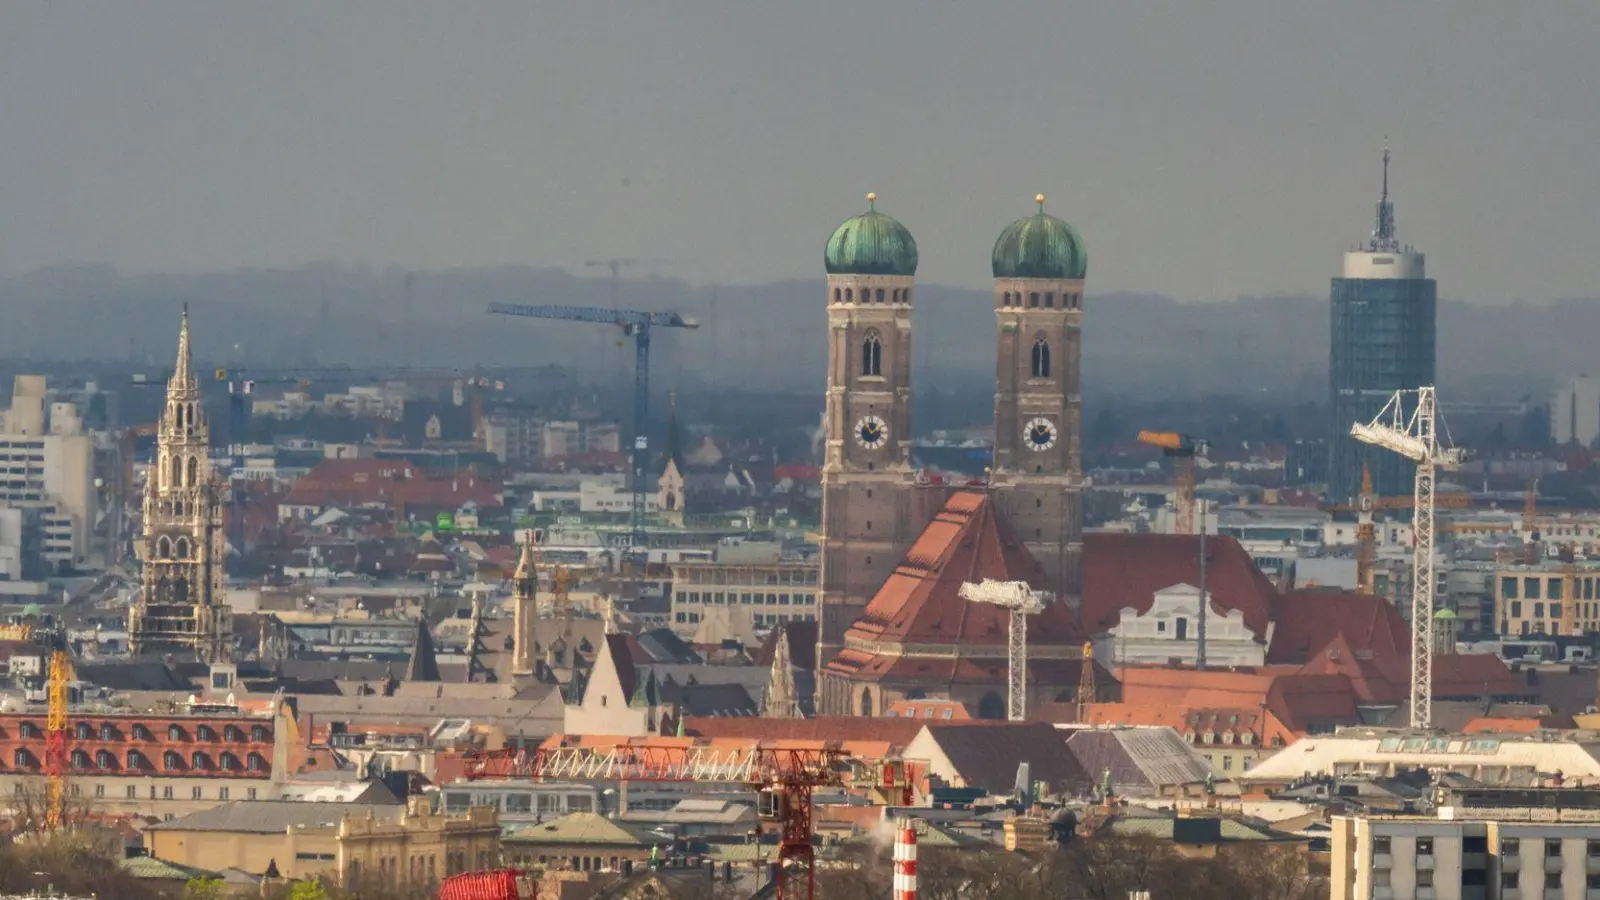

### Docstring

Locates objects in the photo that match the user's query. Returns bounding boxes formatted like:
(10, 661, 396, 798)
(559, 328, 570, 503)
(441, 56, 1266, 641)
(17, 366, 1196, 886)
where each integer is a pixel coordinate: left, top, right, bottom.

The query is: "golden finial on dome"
(1036, 193, 1046, 211)
(866, 192, 877, 209)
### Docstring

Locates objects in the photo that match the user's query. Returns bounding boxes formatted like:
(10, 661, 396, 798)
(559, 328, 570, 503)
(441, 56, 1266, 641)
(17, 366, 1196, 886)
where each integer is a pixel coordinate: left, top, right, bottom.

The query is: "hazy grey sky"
(1, 2, 1597, 304)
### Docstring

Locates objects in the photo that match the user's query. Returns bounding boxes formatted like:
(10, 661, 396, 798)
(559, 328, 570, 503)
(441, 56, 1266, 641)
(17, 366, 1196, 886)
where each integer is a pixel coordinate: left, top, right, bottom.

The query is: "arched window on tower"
(187, 456, 198, 486)
(171, 455, 182, 487)
(1031, 337, 1052, 379)
(859, 688, 874, 717)
(174, 537, 190, 559)
(875, 288, 885, 303)
(861, 330, 883, 377)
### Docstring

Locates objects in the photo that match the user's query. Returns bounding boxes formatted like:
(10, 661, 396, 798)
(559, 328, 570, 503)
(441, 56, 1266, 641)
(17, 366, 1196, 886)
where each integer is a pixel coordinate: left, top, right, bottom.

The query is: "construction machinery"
(1136, 431, 1209, 535)
(957, 579, 1048, 721)
(43, 635, 71, 830)
(488, 303, 700, 549)
(463, 742, 912, 900)
(1323, 464, 1473, 595)
(1350, 387, 1464, 729)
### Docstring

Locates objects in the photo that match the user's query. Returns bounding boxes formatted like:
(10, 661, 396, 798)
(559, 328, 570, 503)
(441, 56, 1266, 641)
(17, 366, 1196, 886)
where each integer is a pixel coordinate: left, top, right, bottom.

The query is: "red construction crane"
(457, 742, 912, 900)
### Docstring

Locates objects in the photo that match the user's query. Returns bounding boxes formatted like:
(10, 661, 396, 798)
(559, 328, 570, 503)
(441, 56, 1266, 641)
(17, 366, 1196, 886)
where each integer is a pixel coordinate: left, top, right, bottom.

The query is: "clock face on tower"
(855, 415, 889, 450)
(1024, 417, 1058, 451)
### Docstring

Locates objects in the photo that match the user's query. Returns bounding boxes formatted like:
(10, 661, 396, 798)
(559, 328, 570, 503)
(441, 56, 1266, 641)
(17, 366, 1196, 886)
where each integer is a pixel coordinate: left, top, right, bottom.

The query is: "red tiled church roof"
(844, 491, 1085, 649)
(1081, 533, 1280, 642)
(1267, 589, 1409, 665)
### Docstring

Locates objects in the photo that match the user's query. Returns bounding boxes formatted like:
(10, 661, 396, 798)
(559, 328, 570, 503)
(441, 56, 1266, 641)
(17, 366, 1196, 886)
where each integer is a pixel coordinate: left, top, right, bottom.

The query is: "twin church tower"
(815, 194, 1088, 713)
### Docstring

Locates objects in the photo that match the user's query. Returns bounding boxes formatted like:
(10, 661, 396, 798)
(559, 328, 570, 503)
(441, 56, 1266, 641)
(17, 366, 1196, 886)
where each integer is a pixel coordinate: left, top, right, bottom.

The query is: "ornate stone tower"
(815, 194, 943, 715)
(511, 537, 538, 676)
(989, 195, 1087, 611)
(128, 307, 232, 662)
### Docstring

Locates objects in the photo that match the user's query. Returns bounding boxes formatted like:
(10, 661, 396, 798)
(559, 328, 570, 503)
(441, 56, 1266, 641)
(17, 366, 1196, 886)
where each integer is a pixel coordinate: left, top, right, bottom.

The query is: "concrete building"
(1331, 789, 1600, 900)
(128, 309, 232, 662)
(1493, 561, 1600, 637)
(146, 797, 501, 885)
(1551, 375, 1600, 447)
(0, 376, 96, 571)
(542, 421, 582, 459)
(668, 559, 819, 635)
(1329, 149, 1437, 502)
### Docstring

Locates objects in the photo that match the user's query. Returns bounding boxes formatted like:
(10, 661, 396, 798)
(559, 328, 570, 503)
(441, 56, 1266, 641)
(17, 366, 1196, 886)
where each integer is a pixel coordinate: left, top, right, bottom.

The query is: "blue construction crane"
(487, 302, 700, 549)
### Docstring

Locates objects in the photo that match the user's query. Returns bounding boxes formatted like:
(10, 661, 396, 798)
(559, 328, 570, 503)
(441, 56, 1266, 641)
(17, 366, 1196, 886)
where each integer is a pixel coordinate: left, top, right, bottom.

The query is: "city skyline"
(2, 2, 1599, 305)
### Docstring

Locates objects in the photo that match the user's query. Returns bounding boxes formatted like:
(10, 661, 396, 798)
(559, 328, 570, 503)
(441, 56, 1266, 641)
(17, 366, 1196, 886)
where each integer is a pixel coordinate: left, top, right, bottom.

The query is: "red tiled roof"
(1267, 590, 1409, 666)
(1432, 654, 1527, 699)
(679, 716, 924, 747)
(284, 459, 502, 510)
(844, 491, 1084, 650)
(1081, 533, 1279, 641)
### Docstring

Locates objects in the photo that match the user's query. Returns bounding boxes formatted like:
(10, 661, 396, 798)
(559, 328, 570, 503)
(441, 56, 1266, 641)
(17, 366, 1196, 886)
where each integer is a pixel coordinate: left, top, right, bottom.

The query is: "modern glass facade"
(1328, 274, 1436, 501)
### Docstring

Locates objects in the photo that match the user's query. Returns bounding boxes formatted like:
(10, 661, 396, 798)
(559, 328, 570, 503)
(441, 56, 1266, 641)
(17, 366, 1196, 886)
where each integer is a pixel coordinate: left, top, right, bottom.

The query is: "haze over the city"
(2, 1, 1599, 304)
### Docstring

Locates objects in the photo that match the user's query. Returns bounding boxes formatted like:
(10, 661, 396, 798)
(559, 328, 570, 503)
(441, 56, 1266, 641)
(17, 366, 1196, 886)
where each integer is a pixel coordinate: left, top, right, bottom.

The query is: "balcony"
(1463, 853, 1488, 868)
(1372, 854, 1394, 869)
(1506, 858, 1523, 873)
(1547, 857, 1565, 874)
(1588, 857, 1600, 875)
(1373, 888, 1393, 900)
(1418, 888, 1436, 900)
(1417, 855, 1437, 871)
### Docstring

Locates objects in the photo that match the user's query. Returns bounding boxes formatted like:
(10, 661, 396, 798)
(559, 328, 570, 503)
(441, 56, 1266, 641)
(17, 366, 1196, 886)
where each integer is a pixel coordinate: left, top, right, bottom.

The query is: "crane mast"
(44, 646, 70, 830)
(1350, 387, 1463, 729)
(488, 303, 699, 551)
(958, 579, 1047, 721)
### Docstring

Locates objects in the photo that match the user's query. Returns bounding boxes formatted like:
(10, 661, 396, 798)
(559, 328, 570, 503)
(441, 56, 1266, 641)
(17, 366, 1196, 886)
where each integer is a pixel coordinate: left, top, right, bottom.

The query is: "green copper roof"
(992, 195, 1087, 280)
(825, 194, 918, 277)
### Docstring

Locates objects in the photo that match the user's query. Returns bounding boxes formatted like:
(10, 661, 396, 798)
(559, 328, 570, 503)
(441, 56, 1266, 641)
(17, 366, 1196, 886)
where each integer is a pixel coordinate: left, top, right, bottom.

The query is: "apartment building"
(668, 560, 819, 634)
(1494, 562, 1600, 637)
(0, 377, 95, 571)
(1332, 789, 1600, 900)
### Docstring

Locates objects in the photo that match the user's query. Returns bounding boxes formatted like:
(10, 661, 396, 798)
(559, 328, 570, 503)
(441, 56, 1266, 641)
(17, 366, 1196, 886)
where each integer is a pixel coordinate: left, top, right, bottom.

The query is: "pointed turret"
(406, 620, 440, 682)
(170, 304, 198, 395)
(664, 391, 686, 473)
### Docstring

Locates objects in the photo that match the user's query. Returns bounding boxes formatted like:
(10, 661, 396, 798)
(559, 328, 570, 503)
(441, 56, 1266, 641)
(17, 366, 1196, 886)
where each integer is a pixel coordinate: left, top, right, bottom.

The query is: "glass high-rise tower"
(1329, 150, 1436, 502)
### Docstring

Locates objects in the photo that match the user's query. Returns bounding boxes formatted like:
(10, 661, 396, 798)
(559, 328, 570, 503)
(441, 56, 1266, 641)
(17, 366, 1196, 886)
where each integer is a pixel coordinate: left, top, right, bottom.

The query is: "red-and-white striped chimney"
(893, 824, 918, 900)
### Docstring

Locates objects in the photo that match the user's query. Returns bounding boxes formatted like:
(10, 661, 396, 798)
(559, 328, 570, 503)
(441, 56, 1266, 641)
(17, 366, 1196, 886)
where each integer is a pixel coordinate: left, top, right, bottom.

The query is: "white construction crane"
(958, 579, 1048, 721)
(1350, 386, 1464, 729)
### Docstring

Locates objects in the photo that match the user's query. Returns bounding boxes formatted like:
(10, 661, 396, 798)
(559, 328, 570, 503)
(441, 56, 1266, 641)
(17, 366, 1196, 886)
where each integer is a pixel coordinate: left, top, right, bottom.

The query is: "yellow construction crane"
(44, 646, 70, 830)
(1076, 642, 1097, 720)
(1323, 465, 1473, 594)
(1136, 431, 1208, 534)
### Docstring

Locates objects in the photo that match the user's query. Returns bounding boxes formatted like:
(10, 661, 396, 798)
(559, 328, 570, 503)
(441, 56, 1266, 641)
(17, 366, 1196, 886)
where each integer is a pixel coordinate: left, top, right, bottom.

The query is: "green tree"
(184, 877, 227, 900)
(289, 880, 331, 900)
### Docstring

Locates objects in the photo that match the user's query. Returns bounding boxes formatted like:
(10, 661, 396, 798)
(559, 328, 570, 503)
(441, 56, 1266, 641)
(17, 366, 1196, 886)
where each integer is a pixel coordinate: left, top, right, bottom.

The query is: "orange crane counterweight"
(1136, 430, 1208, 535)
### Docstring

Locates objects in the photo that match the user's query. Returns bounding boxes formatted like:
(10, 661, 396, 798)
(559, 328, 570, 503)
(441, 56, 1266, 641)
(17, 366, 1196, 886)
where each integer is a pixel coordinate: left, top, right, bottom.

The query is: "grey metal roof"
(145, 800, 402, 834)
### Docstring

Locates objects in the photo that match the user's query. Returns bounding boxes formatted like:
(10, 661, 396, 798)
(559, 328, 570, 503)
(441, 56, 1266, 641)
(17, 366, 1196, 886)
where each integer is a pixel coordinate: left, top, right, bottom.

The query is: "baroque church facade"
(815, 194, 1095, 717)
(128, 309, 233, 662)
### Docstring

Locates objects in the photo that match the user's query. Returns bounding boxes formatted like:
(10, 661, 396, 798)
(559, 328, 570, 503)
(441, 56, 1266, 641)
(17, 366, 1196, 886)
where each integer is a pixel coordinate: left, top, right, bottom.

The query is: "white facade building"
(1105, 583, 1269, 667)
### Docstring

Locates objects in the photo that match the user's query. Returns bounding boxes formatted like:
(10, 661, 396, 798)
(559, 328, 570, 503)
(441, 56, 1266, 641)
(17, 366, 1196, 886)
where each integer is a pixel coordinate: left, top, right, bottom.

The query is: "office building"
(0, 376, 96, 571)
(1331, 788, 1600, 900)
(1329, 149, 1436, 501)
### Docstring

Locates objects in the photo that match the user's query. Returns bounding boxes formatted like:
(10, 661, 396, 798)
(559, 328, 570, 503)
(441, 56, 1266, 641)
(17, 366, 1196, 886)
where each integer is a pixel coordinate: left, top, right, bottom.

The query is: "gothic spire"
(170, 304, 197, 395)
(514, 535, 538, 585)
(405, 620, 440, 682)
(664, 390, 685, 472)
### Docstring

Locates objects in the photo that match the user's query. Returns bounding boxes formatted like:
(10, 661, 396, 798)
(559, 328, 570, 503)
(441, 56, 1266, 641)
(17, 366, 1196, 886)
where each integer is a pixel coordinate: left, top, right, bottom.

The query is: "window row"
(17, 721, 271, 744)
(833, 287, 910, 305)
(12, 747, 267, 773)
(1000, 291, 1081, 310)
(38, 782, 257, 802)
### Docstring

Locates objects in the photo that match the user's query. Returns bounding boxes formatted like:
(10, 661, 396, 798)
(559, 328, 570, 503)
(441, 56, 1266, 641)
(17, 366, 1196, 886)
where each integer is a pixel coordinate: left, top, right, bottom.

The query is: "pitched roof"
(1267, 590, 1409, 665)
(1065, 727, 1214, 791)
(1081, 533, 1280, 640)
(120, 856, 222, 881)
(659, 682, 758, 718)
(920, 722, 1084, 794)
(504, 812, 663, 847)
(680, 716, 924, 746)
(405, 620, 440, 683)
(842, 491, 1084, 650)
(755, 621, 818, 670)
(145, 801, 400, 834)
